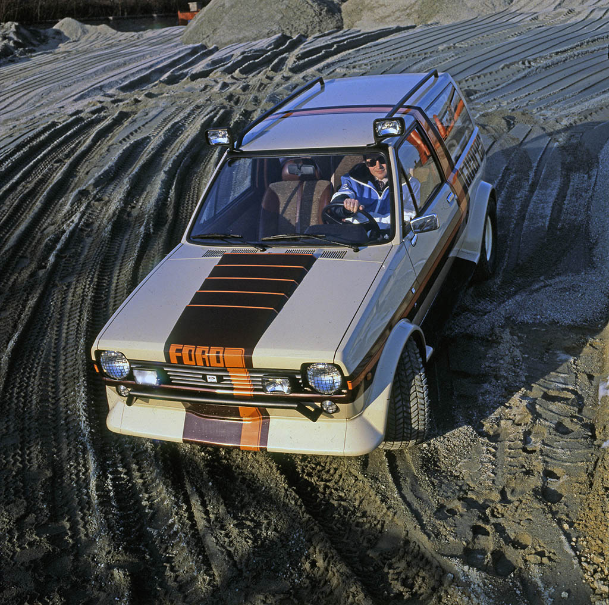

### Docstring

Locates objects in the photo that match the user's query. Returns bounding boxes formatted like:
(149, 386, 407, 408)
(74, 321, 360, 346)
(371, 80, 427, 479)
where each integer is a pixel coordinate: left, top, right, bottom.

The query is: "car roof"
(239, 72, 451, 153)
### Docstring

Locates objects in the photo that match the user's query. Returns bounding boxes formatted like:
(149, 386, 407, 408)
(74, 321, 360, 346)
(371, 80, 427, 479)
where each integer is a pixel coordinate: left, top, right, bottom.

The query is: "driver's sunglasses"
(365, 156, 387, 167)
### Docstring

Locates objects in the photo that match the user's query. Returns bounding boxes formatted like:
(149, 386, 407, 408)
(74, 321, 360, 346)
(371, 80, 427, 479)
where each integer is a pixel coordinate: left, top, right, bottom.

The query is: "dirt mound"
(53, 17, 117, 41)
(182, 0, 343, 47)
(0, 22, 61, 61)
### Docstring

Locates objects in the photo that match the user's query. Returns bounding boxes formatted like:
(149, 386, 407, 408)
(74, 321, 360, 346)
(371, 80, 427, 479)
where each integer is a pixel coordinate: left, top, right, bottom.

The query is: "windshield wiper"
(191, 233, 266, 250)
(260, 233, 359, 251)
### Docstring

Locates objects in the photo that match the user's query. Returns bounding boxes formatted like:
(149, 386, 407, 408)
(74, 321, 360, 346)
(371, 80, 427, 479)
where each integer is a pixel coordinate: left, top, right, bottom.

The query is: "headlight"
(100, 351, 130, 380)
(262, 377, 292, 394)
(306, 363, 343, 395)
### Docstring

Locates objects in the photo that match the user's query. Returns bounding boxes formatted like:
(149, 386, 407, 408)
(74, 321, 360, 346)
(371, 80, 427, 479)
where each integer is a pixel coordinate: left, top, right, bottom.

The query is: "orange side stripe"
(351, 345, 386, 389)
(408, 212, 465, 305)
(350, 208, 467, 389)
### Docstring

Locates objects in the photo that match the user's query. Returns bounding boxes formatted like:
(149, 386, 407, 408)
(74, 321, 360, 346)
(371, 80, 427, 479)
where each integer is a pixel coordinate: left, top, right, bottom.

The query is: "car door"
(398, 125, 462, 323)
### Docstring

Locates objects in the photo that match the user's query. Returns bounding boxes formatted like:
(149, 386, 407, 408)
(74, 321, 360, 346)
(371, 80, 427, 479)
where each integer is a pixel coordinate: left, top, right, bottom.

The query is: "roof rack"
(236, 77, 325, 148)
(385, 70, 438, 119)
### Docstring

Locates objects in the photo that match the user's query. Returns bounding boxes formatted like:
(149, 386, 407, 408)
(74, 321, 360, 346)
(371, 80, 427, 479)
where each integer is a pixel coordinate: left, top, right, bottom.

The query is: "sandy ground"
(1, 7, 609, 604)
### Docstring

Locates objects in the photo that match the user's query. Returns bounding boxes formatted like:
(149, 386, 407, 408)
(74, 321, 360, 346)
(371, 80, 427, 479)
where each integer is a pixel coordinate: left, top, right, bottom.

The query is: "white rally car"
(92, 71, 496, 455)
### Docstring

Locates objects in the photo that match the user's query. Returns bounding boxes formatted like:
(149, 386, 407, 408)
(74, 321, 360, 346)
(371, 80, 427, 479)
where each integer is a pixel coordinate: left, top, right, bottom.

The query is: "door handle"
(446, 192, 456, 204)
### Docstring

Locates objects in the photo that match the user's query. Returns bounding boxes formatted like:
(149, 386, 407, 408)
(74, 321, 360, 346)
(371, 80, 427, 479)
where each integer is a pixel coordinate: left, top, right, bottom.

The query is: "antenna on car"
(236, 77, 325, 148)
(385, 70, 439, 119)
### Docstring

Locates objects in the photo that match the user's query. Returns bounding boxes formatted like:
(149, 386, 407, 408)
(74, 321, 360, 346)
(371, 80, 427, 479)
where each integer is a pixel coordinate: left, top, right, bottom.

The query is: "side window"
(397, 128, 443, 215)
(426, 84, 475, 163)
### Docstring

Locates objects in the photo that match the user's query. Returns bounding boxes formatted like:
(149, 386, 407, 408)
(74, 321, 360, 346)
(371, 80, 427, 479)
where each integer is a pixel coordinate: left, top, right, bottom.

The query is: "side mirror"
(410, 214, 439, 234)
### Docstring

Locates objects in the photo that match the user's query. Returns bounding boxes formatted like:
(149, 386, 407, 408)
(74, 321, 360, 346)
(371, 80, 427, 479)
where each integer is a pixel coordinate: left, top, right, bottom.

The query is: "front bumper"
(104, 385, 388, 456)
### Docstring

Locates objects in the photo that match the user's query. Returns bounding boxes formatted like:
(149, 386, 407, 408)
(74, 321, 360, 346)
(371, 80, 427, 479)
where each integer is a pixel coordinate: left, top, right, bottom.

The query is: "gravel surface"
(1, 7, 609, 603)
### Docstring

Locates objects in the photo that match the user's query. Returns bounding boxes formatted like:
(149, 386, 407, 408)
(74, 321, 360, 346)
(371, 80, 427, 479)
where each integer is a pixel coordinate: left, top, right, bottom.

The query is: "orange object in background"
(178, 11, 198, 25)
(179, 2, 202, 24)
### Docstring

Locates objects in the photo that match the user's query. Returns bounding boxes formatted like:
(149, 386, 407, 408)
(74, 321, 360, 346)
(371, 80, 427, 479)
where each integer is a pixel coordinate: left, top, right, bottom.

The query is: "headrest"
(282, 159, 321, 181)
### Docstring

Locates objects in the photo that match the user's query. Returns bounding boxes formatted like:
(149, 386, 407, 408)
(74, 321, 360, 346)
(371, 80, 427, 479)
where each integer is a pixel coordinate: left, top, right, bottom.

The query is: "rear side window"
(426, 84, 474, 164)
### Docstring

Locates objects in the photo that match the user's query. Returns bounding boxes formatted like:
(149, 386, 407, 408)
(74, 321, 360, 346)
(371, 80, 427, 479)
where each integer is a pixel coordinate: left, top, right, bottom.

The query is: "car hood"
(95, 244, 388, 371)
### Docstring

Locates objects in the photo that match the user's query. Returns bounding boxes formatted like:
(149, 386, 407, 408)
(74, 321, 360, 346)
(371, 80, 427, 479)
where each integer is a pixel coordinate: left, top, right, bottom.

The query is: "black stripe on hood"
(164, 253, 316, 368)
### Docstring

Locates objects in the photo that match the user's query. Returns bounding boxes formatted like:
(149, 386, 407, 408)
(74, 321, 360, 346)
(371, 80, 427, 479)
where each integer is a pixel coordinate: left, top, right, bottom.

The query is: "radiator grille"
(162, 365, 302, 394)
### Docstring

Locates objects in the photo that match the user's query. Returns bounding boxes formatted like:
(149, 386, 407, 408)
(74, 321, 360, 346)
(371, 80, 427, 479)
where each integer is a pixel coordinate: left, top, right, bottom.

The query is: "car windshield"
(189, 153, 395, 246)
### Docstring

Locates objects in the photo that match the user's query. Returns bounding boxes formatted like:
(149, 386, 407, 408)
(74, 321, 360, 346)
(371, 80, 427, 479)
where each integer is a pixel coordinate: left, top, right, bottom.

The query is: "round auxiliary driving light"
(117, 385, 131, 398)
(306, 363, 343, 395)
(100, 350, 130, 380)
(321, 400, 339, 415)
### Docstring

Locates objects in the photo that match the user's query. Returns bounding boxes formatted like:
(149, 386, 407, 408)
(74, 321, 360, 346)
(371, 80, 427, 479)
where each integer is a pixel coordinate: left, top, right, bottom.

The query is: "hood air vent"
(202, 248, 260, 257)
(320, 250, 347, 259)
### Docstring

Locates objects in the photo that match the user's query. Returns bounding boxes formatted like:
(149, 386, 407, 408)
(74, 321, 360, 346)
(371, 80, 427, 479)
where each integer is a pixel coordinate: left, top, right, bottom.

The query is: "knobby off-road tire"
(473, 196, 497, 282)
(380, 339, 430, 450)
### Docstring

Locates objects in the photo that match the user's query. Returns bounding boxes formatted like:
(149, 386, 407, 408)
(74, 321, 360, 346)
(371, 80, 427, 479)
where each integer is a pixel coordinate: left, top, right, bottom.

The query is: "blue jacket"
(331, 163, 417, 225)
(331, 163, 391, 214)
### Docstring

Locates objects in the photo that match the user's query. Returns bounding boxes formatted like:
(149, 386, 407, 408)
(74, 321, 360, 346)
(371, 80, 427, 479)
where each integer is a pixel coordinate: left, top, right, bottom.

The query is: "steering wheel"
(321, 203, 381, 240)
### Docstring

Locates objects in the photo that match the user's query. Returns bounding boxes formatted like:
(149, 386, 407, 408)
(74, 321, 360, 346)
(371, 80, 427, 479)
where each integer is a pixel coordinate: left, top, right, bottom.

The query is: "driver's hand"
(343, 198, 364, 214)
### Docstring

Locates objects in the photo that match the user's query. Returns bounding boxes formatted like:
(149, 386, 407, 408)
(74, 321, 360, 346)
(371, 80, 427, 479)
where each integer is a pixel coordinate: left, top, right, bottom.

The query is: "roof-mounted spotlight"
(206, 128, 233, 147)
(373, 117, 406, 141)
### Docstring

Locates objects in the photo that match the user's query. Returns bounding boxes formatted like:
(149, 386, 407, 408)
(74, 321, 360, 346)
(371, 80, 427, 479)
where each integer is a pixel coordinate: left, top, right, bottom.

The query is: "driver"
(332, 154, 389, 217)
(331, 154, 416, 228)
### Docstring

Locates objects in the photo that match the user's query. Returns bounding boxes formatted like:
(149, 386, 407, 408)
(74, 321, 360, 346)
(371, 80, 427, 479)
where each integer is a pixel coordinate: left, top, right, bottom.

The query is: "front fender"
(343, 321, 425, 454)
(455, 180, 495, 264)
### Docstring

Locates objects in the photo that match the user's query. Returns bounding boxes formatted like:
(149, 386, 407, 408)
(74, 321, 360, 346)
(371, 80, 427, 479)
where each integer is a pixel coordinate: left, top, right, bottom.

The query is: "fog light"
(262, 377, 292, 394)
(321, 400, 339, 414)
(133, 369, 160, 386)
(100, 350, 130, 380)
(117, 385, 131, 397)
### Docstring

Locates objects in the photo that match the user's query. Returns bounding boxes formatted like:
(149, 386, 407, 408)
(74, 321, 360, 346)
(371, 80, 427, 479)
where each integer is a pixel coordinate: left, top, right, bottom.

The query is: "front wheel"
(473, 197, 497, 282)
(380, 339, 429, 450)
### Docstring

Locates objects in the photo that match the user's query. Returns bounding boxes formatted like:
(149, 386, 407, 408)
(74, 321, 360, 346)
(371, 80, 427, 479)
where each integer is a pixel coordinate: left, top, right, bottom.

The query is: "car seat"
(331, 155, 363, 190)
(259, 159, 332, 238)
